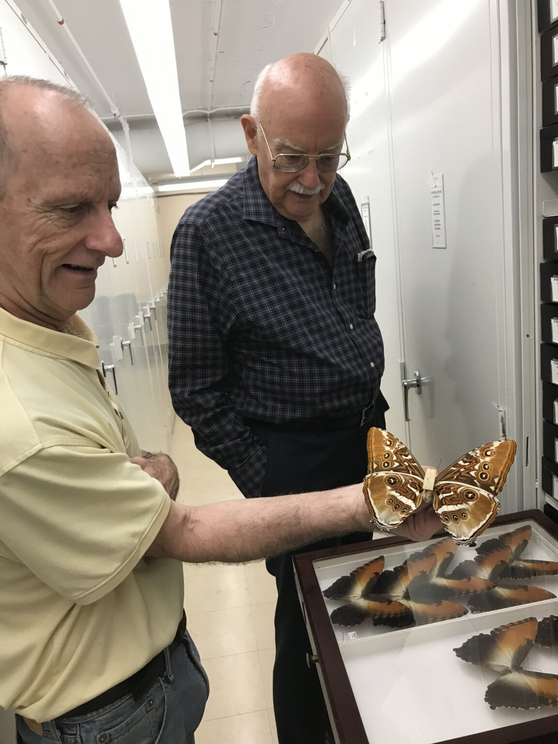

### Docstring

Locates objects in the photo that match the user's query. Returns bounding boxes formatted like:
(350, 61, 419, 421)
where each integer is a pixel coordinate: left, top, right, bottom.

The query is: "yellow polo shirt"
(0, 308, 183, 722)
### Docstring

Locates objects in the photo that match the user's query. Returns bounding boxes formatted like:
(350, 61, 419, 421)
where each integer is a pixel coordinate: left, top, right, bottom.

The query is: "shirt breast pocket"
(357, 253, 377, 318)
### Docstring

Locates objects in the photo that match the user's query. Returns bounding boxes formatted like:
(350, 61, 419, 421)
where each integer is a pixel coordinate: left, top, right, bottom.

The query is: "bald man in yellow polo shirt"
(0, 76, 439, 744)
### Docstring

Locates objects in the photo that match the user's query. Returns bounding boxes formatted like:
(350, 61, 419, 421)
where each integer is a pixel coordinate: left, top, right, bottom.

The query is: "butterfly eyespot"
(482, 463, 490, 470)
(401, 508, 407, 513)
(385, 439, 392, 446)
(387, 498, 394, 504)
(382, 462, 390, 469)
(465, 492, 476, 500)
(394, 504, 400, 510)
(480, 472, 488, 480)
(387, 477, 397, 485)
(444, 516, 450, 522)
(453, 515, 459, 522)
(383, 453, 390, 459)
(485, 449, 493, 456)
(460, 513, 467, 520)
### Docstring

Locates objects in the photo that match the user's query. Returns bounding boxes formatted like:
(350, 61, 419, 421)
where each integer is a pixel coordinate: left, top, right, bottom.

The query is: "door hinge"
(0, 27, 7, 69)
(379, 1, 386, 43)
(493, 403, 507, 440)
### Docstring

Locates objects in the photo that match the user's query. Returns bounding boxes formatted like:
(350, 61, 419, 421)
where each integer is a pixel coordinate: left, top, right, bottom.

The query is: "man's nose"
(296, 158, 321, 190)
(85, 210, 124, 257)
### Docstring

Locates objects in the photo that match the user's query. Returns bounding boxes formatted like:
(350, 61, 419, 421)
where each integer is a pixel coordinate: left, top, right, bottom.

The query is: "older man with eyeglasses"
(168, 52, 388, 744)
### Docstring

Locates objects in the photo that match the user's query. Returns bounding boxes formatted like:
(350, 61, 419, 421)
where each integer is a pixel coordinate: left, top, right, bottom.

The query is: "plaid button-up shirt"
(168, 158, 384, 498)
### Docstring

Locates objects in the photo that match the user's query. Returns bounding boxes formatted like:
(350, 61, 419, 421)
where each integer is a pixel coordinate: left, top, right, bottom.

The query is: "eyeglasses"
(258, 123, 351, 173)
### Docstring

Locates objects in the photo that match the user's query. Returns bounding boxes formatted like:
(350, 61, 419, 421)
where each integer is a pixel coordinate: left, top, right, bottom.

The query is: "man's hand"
(131, 451, 180, 501)
(392, 504, 440, 542)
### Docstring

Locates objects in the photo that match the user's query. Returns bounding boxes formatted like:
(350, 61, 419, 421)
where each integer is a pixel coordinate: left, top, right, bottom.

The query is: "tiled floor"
(171, 417, 279, 744)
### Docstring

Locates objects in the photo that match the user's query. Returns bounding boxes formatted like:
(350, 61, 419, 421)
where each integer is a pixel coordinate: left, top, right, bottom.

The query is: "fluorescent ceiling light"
(190, 157, 245, 173)
(157, 179, 229, 193)
(119, 0, 190, 176)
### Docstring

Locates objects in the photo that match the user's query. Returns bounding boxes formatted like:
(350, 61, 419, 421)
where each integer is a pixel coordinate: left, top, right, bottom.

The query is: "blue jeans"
(16, 628, 209, 744)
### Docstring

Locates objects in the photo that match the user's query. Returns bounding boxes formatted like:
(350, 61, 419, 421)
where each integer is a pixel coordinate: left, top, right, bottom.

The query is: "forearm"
(147, 485, 367, 563)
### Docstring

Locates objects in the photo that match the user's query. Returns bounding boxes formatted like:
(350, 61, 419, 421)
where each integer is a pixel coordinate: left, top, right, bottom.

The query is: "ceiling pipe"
(208, 0, 224, 110)
(44, 0, 138, 170)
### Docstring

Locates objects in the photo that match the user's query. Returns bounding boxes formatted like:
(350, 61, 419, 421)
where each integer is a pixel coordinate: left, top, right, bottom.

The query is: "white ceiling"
(14, 0, 344, 183)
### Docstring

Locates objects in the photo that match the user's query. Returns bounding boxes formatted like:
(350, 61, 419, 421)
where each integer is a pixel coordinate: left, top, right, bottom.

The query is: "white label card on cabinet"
(361, 200, 372, 243)
(553, 34, 558, 66)
(112, 335, 123, 362)
(430, 174, 446, 249)
(554, 399, 558, 424)
(553, 0, 558, 22)
(552, 276, 558, 301)
(128, 321, 136, 340)
(554, 474, 558, 500)
(554, 438, 558, 463)
(552, 318, 558, 343)
(553, 139, 558, 169)
(551, 359, 558, 385)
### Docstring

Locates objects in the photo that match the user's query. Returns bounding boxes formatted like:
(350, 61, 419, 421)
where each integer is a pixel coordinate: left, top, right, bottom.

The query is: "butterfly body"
(363, 429, 517, 546)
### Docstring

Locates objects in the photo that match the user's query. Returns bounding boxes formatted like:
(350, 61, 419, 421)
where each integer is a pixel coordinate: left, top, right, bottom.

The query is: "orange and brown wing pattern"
(454, 617, 538, 672)
(363, 428, 425, 531)
(366, 428, 425, 479)
(323, 556, 385, 601)
(436, 440, 517, 494)
(485, 670, 558, 710)
(468, 584, 556, 613)
(330, 596, 410, 627)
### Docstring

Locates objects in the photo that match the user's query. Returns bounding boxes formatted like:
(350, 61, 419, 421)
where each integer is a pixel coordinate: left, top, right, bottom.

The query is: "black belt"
(62, 613, 186, 719)
(244, 403, 376, 433)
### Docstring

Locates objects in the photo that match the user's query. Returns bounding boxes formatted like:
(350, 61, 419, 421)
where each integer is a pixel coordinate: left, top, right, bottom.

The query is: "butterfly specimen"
(363, 428, 517, 546)
(451, 527, 558, 612)
(324, 538, 489, 629)
(455, 617, 558, 710)
(477, 525, 558, 580)
(454, 617, 538, 672)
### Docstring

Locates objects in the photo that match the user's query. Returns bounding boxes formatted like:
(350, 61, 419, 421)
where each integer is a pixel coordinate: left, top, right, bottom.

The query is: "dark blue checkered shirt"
(168, 157, 384, 498)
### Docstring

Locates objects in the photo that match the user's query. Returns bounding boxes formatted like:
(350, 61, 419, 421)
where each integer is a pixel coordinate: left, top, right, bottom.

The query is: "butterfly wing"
(536, 616, 558, 648)
(363, 428, 425, 531)
(475, 525, 532, 557)
(323, 556, 385, 600)
(433, 440, 517, 545)
(454, 617, 538, 672)
(330, 596, 410, 627)
(468, 584, 556, 613)
(449, 546, 512, 582)
(485, 670, 558, 710)
(499, 559, 558, 580)
(399, 599, 468, 625)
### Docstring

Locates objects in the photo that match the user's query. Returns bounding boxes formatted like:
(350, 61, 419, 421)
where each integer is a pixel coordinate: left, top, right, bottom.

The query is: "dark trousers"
(248, 400, 387, 744)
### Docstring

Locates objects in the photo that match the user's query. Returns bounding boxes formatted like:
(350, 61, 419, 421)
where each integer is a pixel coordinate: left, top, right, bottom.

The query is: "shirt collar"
(241, 156, 350, 229)
(0, 307, 101, 368)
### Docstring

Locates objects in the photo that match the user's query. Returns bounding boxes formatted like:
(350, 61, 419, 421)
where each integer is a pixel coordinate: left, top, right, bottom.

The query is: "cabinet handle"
(143, 312, 152, 331)
(133, 324, 144, 345)
(121, 339, 134, 365)
(401, 370, 422, 423)
(101, 362, 118, 395)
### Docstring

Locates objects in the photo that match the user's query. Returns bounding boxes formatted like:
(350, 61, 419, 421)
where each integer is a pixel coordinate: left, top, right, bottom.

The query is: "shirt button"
(349, 324, 354, 330)
(370, 362, 375, 368)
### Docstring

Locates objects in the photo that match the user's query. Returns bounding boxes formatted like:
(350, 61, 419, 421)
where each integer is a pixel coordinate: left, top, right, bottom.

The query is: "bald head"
(251, 53, 350, 126)
(0, 76, 111, 198)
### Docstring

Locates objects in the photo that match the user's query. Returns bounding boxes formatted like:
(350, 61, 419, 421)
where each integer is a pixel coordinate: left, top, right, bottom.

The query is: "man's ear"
(241, 115, 259, 157)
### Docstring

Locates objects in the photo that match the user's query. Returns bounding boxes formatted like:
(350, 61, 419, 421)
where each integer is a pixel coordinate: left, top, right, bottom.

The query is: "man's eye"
(109, 203, 119, 212)
(60, 205, 83, 215)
